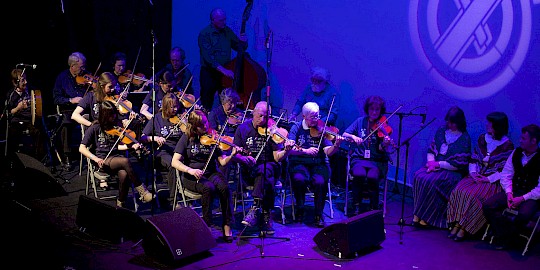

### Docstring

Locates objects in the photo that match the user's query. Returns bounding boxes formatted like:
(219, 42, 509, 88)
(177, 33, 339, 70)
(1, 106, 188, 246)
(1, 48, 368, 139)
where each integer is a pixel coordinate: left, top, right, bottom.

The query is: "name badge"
(364, 150, 371, 159)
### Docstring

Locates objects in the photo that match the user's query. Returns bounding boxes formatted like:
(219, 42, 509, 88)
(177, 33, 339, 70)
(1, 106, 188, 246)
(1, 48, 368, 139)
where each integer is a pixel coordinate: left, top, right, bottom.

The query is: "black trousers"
(289, 163, 329, 217)
(182, 172, 233, 227)
(483, 191, 539, 241)
(243, 162, 280, 212)
(199, 67, 222, 112)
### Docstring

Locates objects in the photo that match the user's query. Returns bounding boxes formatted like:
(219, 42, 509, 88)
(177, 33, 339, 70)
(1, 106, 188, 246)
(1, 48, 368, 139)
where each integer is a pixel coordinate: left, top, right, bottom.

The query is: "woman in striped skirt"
(412, 106, 471, 229)
(447, 112, 514, 241)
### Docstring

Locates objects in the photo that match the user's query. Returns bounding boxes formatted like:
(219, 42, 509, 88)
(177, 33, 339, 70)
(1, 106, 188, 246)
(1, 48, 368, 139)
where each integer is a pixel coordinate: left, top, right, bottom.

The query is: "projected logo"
(409, 0, 534, 100)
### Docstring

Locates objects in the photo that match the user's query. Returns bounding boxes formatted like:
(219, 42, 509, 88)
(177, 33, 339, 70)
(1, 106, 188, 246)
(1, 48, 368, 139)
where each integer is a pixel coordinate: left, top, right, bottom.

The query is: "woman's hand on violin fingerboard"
(131, 143, 141, 150)
(334, 135, 344, 147)
(187, 168, 203, 180)
(128, 112, 137, 120)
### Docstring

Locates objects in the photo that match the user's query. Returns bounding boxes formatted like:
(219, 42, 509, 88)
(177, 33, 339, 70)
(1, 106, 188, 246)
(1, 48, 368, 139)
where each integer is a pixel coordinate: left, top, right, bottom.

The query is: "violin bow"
(361, 104, 403, 141)
(102, 117, 135, 161)
(316, 94, 337, 149)
(241, 92, 254, 123)
(83, 62, 102, 97)
(254, 111, 285, 162)
(121, 46, 142, 94)
(174, 63, 190, 78)
(160, 96, 201, 144)
(201, 120, 228, 175)
(178, 75, 193, 98)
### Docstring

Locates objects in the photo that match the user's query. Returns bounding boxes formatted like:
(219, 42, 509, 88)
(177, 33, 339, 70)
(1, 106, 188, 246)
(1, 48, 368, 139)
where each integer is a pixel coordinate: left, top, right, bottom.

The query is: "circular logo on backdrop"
(409, 0, 533, 100)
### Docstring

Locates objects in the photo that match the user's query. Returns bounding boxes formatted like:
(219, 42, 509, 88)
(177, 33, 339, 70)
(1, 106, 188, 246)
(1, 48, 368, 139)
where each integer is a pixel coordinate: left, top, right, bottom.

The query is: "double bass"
(221, 0, 267, 110)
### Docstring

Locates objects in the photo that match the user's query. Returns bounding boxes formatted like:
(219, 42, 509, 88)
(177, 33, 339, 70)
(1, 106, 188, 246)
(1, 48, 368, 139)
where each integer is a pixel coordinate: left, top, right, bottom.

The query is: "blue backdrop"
(172, 0, 540, 184)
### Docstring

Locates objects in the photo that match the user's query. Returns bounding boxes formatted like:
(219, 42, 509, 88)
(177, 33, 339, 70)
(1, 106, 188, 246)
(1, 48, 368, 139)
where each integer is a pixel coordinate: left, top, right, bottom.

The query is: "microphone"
(265, 30, 272, 49)
(420, 113, 427, 126)
(17, 63, 37, 69)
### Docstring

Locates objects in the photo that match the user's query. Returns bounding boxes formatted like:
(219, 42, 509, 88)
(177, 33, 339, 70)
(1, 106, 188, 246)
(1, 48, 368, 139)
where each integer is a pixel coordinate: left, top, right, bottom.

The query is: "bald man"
(233, 101, 294, 234)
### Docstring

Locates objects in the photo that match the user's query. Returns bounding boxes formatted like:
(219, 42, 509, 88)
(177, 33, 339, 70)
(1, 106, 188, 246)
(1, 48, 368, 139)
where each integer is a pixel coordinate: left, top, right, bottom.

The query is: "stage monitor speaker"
(76, 195, 145, 243)
(143, 207, 217, 263)
(12, 152, 67, 200)
(313, 210, 385, 258)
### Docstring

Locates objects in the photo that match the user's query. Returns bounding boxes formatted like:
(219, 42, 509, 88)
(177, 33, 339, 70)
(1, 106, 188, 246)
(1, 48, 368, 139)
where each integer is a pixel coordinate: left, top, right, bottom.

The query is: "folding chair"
(173, 169, 202, 213)
(482, 210, 540, 256)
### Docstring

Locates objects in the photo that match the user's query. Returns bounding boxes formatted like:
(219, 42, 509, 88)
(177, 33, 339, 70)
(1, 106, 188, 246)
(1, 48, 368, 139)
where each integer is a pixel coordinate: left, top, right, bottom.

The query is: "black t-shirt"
(174, 133, 223, 178)
(78, 93, 100, 121)
(81, 123, 124, 159)
(287, 121, 332, 165)
(7, 89, 31, 124)
(142, 113, 183, 154)
(208, 105, 241, 137)
(233, 121, 283, 164)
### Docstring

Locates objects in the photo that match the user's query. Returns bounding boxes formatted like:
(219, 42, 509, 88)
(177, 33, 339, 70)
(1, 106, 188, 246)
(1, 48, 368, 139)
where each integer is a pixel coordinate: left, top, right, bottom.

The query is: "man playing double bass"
(198, 8, 247, 112)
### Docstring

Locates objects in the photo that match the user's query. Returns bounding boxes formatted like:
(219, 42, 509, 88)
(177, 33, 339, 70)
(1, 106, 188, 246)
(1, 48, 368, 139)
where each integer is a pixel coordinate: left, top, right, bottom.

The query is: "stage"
(2, 154, 539, 270)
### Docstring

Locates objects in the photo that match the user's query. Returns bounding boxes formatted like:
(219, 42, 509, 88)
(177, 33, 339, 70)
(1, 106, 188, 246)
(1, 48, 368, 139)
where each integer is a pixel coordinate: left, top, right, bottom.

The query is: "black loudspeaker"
(143, 207, 217, 263)
(76, 195, 145, 243)
(313, 210, 385, 258)
(12, 152, 67, 200)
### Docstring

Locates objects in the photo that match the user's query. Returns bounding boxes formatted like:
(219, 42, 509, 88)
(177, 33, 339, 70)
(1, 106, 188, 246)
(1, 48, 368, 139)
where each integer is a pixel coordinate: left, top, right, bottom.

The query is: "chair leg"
(382, 177, 388, 218)
(327, 181, 334, 219)
(522, 216, 540, 256)
(482, 224, 491, 241)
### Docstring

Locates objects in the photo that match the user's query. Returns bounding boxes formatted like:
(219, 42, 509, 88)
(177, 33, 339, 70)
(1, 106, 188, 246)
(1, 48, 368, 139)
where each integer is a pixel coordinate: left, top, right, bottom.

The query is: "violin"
(169, 114, 188, 133)
(370, 115, 396, 147)
(176, 90, 196, 108)
(104, 126, 150, 156)
(104, 94, 145, 122)
(257, 119, 300, 147)
(76, 74, 98, 85)
(118, 70, 151, 87)
(371, 116, 393, 138)
(227, 111, 244, 126)
(199, 130, 248, 154)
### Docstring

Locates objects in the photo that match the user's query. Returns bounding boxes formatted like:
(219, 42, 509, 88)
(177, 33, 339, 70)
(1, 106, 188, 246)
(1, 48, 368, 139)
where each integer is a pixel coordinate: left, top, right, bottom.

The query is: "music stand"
(392, 117, 436, 244)
(235, 26, 290, 257)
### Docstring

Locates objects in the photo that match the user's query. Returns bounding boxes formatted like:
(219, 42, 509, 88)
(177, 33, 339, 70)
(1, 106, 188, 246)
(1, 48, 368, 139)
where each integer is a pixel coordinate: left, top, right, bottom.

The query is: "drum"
(30, 89, 42, 125)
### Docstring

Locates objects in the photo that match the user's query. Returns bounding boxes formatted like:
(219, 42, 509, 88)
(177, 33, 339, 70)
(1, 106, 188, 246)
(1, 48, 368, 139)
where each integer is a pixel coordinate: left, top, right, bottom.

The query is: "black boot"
(260, 210, 275, 235)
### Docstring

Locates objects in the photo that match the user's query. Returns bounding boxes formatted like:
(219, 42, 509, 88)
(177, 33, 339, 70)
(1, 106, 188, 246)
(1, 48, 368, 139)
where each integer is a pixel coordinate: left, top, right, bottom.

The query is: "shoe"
(295, 208, 305, 223)
(94, 171, 110, 181)
(448, 226, 459, 238)
(222, 225, 233, 243)
(242, 206, 260, 227)
(314, 215, 325, 228)
(98, 180, 109, 190)
(63, 157, 72, 171)
(260, 211, 275, 235)
(491, 237, 508, 250)
(453, 230, 466, 242)
(116, 200, 125, 208)
(135, 184, 153, 203)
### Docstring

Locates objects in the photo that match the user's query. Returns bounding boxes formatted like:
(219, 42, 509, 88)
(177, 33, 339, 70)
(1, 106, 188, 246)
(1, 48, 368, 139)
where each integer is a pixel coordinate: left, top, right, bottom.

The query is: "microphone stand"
(149, 29, 158, 213)
(391, 117, 436, 244)
(237, 30, 290, 257)
(387, 111, 426, 196)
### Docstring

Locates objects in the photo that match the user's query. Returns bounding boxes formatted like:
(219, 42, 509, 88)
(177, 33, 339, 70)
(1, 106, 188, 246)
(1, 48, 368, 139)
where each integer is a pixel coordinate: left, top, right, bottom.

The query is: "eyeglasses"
(306, 114, 321, 120)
